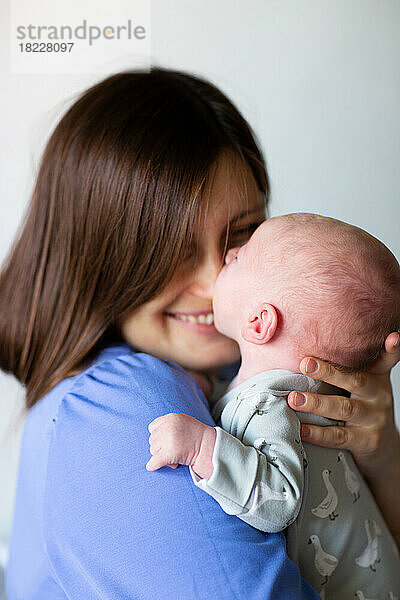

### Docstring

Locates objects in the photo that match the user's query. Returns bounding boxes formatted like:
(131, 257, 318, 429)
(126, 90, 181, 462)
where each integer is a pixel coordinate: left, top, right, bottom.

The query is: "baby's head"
(213, 213, 400, 372)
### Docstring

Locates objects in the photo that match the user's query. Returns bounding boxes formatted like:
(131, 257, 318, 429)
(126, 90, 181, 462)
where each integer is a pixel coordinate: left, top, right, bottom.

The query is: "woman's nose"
(187, 253, 222, 298)
(225, 247, 240, 265)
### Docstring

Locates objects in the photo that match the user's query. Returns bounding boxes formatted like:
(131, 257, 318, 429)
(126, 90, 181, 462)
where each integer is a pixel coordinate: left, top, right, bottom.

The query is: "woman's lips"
(165, 311, 218, 335)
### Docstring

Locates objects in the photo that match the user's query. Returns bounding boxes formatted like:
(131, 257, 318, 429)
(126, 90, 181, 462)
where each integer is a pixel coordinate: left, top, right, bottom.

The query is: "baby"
(147, 213, 400, 599)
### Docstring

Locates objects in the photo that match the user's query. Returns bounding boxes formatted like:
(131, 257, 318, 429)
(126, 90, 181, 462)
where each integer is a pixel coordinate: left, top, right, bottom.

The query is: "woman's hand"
(287, 331, 400, 546)
(287, 332, 400, 475)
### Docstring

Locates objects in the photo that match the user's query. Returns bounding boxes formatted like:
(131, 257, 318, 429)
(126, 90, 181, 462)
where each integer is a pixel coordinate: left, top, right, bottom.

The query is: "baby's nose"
(225, 247, 239, 265)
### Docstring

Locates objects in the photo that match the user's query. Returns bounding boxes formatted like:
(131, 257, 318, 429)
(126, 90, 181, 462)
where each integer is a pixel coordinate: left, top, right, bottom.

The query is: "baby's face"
(213, 219, 279, 340)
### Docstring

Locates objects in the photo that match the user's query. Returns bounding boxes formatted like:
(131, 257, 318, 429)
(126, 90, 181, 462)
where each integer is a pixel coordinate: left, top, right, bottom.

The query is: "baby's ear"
(241, 303, 278, 345)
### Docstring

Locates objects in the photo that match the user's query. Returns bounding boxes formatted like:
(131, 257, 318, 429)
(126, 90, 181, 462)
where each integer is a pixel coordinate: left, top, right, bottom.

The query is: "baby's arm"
(190, 392, 305, 532)
(147, 390, 304, 533)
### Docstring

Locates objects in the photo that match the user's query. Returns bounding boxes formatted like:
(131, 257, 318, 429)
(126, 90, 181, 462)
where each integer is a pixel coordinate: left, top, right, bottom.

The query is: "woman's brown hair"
(0, 67, 269, 409)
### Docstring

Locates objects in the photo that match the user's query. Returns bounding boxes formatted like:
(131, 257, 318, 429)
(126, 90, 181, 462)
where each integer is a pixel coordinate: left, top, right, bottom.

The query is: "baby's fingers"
(148, 415, 168, 433)
(146, 456, 179, 471)
(146, 453, 167, 471)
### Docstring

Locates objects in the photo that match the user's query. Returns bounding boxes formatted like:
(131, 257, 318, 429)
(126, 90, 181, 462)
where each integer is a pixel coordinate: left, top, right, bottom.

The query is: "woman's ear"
(241, 303, 278, 345)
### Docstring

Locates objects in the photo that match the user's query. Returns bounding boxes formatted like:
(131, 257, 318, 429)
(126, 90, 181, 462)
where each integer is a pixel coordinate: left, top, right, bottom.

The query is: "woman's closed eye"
(227, 221, 262, 249)
(180, 220, 263, 268)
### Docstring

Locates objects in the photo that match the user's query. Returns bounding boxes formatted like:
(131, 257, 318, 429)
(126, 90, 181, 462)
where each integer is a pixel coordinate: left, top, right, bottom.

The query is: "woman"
(1, 68, 399, 599)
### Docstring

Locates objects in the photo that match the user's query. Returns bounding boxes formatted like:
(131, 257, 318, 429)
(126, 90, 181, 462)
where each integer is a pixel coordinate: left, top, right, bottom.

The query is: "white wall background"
(0, 0, 399, 545)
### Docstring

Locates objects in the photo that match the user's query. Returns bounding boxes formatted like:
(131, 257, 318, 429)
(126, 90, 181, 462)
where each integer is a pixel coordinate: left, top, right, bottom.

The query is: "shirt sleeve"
(190, 390, 304, 533)
(43, 351, 317, 600)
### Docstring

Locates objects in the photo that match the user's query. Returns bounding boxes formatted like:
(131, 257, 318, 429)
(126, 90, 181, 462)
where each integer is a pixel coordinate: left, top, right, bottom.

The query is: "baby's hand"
(146, 413, 216, 479)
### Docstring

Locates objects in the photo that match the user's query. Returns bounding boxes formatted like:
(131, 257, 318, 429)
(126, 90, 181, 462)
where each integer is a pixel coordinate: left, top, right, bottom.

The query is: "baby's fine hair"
(272, 213, 400, 372)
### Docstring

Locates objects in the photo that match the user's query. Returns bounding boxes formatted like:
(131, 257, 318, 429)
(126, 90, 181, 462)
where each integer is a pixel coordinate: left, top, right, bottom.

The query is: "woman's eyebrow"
(229, 207, 265, 224)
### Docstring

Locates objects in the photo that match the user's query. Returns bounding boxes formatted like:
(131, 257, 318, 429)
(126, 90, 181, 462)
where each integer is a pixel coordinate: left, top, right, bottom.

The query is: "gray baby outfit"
(189, 370, 400, 599)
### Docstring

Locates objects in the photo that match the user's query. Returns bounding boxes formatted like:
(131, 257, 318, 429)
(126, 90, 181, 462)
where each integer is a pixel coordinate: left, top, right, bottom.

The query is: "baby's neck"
(234, 342, 301, 389)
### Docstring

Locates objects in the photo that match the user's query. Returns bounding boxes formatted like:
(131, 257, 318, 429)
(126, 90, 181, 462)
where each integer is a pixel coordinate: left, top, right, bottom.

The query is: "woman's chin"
(122, 317, 239, 372)
(173, 340, 240, 373)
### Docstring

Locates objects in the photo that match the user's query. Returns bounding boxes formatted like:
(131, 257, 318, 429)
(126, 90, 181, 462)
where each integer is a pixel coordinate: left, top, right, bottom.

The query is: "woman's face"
(121, 157, 265, 373)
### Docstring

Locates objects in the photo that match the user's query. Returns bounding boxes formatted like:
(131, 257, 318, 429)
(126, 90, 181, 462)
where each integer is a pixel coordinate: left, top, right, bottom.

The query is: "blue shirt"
(6, 343, 319, 599)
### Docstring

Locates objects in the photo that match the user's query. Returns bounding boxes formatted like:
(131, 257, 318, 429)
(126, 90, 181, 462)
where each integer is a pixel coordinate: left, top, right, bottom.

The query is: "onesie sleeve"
(42, 350, 318, 600)
(190, 390, 304, 533)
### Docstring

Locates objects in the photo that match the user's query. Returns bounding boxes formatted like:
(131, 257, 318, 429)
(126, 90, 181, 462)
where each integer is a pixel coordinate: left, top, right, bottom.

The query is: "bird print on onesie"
(311, 469, 339, 520)
(337, 451, 360, 502)
(208, 373, 400, 599)
(355, 520, 381, 572)
(292, 439, 400, 600)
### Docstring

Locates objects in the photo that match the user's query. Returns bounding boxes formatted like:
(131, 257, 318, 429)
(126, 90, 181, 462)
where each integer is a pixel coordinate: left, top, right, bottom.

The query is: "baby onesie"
(189, 369, 400, 599)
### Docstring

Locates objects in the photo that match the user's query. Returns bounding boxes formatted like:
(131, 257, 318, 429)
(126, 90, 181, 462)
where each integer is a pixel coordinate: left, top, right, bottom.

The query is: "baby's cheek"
(212, 298, 226, 333)
(212, 284, 224, 320)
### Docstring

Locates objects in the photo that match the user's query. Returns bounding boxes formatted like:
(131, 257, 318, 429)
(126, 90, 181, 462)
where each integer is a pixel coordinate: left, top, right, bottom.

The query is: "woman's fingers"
(300, 423, 352, 448)
(299, 357, 370, 396)
(300, 423, 382, 457)
(385, 331, 400, 353)
(287, 392, 373, 425)
(299, 332, 400, 391)
(296, 338, 398, 473)
(368, 332, 400, 375)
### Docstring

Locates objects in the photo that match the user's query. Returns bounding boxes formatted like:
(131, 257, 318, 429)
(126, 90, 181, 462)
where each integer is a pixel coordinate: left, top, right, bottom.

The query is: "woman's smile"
(165, 310, 217, 335)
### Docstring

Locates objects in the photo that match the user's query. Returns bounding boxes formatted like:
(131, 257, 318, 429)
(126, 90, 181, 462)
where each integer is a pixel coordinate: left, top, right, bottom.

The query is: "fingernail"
(304, 358, 318, 374)
(292, 392, 306, 407)
(301, 425, 310, 438)
(394, 334, 400, 348)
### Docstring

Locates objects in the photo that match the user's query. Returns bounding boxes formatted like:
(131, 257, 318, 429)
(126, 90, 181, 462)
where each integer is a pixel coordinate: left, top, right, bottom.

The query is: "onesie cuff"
(189, 426, 259, 507)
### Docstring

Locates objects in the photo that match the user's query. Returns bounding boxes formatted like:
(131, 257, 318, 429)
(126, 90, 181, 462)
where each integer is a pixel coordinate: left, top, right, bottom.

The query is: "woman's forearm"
(364, 429, 400, 549)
